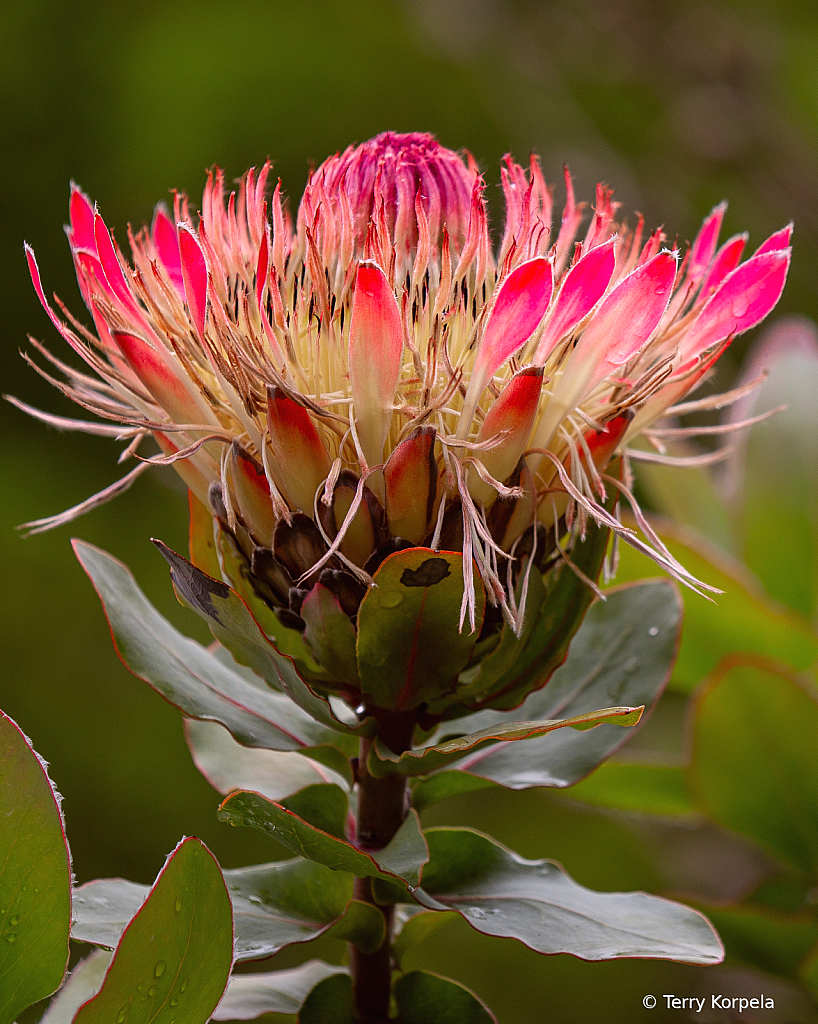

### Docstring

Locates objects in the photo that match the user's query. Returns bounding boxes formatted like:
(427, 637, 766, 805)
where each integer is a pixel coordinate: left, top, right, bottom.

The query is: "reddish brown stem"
(349, 712, 415, 1023)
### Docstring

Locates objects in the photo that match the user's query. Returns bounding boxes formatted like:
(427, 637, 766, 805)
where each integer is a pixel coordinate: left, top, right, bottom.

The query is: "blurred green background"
(3, 0, 818, 1020)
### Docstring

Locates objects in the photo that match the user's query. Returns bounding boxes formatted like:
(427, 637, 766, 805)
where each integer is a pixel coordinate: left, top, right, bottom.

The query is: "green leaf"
(219, 790, 429, 888)
(75, 858, 384, 961)
(40, 950, 112, 1024)
(185, 718, 350, 802)
(439, 518, 610, 715)
(0, 710, 71, 1024)
(297, 973, 355, 1023)
(567, 762, 696, 815)
(73, 540, 337, 751)
(356, 548, 485, 711)
(301, 583, 360, 688)
(414, 828, 724, 963)
(412, 580, 680, 804)
(154, 540, 371, 737)
(369, 706, 644, 778)
(212, 961, 346, 1020)
(394, 971, 496, 1023)
(614, 527, 818, 694)
(73, 837, 233, 1024)
(392, 909, 459, 968)
(689, 660, 818, 876)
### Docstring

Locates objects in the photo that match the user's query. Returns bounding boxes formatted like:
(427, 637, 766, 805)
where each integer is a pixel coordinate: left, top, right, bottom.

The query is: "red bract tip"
(68, 184, 97, 253)
(178, 225, 209, 339)
(348, 262, 404, 468)
(688, 201, 727, 283)
(152, 205, 185, 298)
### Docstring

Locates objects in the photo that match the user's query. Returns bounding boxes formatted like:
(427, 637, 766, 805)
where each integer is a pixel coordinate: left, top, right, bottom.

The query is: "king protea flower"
(17, 131, 790, 640)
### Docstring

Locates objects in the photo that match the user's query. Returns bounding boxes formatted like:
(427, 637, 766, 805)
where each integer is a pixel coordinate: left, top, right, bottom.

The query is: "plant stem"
(350, 713, 415, 1023)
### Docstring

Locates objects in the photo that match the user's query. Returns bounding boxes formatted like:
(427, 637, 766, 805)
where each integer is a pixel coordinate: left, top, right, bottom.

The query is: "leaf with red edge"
(356, 549, 486, 712)
(414, 829, 723, 963)
(0, 711, 71, 1024)
(152, 540, 369, 739)
(73, 540, 338, 750)
(394, 971, 497, 1024)
(218, 786, 428, 888)
(73, 838, 233, 1024)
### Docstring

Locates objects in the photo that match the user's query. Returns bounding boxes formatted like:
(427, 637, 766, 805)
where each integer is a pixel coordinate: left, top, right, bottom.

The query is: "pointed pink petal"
(571, 249, 678, 400)
(68, 184, 97, 252)
(114, 331, 203, 424)
(25, 244, 85, 358)
(688, 201, 726, 282)
(384, 426, 438, 544)
(534, 236, 616, 364)
(348, 262, 403, 467)
(476, 257, 553, 382)
(471, 366, 544, 506)
(267, 387, 332, 513)
(93, 212, 140, 315)
(256, 227, 269, 309)
(680, 249, 791, 363)
(576, 413, 631, 472)
(230, 442, 275, 546)
(754, 222, 793, 256)
(178, 224, 209, 338)
(152, 205, 185, 297)
(698, 233, 747, 299)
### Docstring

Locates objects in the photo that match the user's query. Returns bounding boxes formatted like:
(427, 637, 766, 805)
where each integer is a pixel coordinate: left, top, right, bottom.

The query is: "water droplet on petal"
(155, 960, 166, 978)
(648, 626, 658, 636)
(731, 295, 750, 318)
(468, 907, 486, 919)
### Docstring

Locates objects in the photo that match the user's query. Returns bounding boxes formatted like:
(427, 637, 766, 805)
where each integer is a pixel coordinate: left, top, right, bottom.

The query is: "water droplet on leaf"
(155, 960, 166, 978)
(5, 932, 16, 943)
(148, 986, 157, 997)
(380, 592, 402, 608)
(117, 1008, 128, 1023)
(9, 915, 20, 926)
(175, 897, 182, 912)
(170, 998, 179, 1007)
